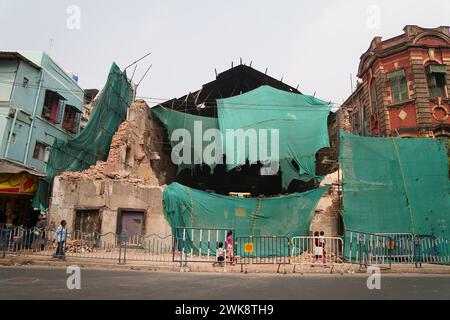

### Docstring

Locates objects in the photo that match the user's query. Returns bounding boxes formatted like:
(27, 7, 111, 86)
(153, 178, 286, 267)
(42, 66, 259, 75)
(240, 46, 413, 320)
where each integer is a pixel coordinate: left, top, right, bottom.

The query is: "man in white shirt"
(53, 220, 68, 260)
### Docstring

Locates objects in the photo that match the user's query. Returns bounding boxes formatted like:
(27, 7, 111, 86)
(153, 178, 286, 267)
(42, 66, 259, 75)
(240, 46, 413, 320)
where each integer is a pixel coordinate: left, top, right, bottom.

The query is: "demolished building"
(49, 100, 176, 236)
(48, 64, 343, 238)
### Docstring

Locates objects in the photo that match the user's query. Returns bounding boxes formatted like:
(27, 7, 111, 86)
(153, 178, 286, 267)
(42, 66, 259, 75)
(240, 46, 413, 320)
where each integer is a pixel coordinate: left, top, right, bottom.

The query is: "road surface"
(0, 266, 449, 300)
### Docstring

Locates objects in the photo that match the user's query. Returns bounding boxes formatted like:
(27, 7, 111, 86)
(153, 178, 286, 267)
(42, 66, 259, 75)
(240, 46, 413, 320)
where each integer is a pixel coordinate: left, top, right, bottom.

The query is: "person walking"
(53, 220, 68, 260)
(32, 214, 47, 251)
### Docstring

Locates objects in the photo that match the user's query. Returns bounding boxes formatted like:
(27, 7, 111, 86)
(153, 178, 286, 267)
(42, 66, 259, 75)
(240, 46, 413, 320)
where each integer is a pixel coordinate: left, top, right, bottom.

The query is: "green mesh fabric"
(34, 63, 133, 210)
(46, 63, 133, 178)
(279, 159, 316, 189)
(340, 131, 450, 238)
(151, 107, 220, 173)
(217, 85, 331, 186)
(163, 182, 329, 255)
(152, 85, 331, 189)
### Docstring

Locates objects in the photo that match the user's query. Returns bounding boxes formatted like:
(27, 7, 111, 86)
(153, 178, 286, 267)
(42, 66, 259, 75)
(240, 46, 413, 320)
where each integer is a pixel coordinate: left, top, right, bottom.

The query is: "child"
(320, 231, 327, 265)
(311, 231, 322, 266)
(214, 242, 226, 266)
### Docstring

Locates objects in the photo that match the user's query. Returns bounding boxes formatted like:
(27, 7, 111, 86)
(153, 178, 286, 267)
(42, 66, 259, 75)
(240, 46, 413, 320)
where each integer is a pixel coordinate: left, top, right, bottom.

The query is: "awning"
(387, 69, 405, 79)
(0, 158, 46, 177)
(426, 64, 447, 74)
(47, 89, 67, 101)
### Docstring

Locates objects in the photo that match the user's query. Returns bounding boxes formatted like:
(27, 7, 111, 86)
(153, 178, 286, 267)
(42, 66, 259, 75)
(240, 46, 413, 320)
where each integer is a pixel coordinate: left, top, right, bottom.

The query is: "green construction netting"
(34, 63, 134, 209)
(31, 178, 50, 212)
(340, 131, 450, 238)
(217, 85, 331, 188)
(46, 63, 133, 177)
(151, 107, 220, 173)
(152, 85, 331, 189)
(163, 182, 329, 256)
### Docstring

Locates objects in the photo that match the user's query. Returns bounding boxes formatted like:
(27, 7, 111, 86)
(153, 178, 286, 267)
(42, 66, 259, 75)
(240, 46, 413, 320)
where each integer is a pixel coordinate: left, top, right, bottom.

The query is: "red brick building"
(341, 25, 450, 138)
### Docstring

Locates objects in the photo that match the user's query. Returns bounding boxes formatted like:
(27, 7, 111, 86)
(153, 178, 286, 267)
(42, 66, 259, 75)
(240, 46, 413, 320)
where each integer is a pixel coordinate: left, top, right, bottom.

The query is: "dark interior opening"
(154, 64, 335, 196)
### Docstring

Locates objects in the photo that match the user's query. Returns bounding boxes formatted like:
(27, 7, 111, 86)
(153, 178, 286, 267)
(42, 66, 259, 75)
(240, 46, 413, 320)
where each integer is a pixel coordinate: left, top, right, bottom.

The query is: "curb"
(1, 256, 450, 275)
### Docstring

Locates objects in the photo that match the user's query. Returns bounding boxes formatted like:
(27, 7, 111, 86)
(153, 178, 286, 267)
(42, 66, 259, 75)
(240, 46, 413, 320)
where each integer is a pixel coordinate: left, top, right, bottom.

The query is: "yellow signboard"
(0, 173, 38, 195)
(387, 240, 395, 250)
(244, 243, 254, 253)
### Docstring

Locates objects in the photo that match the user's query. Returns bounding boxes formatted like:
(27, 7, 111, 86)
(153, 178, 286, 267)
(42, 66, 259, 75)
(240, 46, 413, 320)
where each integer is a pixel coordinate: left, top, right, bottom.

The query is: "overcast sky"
(1, 0, 449, 106)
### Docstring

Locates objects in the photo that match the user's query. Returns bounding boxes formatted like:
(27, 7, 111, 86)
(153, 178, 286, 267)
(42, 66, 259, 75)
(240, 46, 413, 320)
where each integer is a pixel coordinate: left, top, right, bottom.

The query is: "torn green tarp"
(153, 86, 331, 189)
(279, 158, 316, 190)
(46, 63, 133, 178)
(34, 63, 134, 210)
(31, 178, 50, 212)
(340, 131, 450, 238)
(217, 85, 331, 186)
(163, 182, 329, 256)
(151, 107, 220, 173)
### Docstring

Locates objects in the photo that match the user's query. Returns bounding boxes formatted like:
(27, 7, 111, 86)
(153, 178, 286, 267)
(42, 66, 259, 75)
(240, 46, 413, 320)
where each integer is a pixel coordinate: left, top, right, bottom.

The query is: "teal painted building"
(0, 51, 84, 226)
(0, 51, 84, 174)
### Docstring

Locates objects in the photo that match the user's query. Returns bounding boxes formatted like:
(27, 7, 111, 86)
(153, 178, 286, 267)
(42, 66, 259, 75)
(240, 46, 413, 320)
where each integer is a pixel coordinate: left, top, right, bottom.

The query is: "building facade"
(49, 100, 175, 237)
(341, 26, 450, 138)
(0, 51, 84, 227)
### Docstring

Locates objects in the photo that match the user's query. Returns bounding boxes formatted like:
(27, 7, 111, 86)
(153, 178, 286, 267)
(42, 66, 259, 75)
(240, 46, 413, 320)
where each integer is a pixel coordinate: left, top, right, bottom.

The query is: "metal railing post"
(118, 234, 122, 264)
(1, 229, 5, 258)
(123, 234, 127, 264)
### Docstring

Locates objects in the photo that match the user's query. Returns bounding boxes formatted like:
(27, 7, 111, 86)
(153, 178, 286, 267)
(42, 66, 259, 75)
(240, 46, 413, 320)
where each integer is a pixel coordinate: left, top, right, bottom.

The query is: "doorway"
(117, 209, 145, 245)
(74, 209, 101, 234)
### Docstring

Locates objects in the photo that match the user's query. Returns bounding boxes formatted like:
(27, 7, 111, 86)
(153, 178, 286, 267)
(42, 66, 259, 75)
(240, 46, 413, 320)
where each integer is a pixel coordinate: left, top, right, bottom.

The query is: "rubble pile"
(59, 100, 174, 187)
(48, 239, 114, 254)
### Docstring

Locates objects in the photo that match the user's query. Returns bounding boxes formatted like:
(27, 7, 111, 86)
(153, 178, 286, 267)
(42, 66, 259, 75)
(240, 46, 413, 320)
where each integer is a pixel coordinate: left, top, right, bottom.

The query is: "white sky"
(1, 0, 449, 106)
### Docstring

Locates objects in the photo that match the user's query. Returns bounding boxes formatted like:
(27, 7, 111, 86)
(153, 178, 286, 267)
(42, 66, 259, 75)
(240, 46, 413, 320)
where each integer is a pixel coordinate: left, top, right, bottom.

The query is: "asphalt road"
(0, 266, 449, 300)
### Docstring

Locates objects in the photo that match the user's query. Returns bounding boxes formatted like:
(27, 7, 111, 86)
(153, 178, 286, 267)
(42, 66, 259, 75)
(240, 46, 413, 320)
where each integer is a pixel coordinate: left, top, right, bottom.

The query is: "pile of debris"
(65, 239, 94, 253)
(48, 239, 108, 254)
(59, 100, 174, 187)
(292, 250, 343, 264)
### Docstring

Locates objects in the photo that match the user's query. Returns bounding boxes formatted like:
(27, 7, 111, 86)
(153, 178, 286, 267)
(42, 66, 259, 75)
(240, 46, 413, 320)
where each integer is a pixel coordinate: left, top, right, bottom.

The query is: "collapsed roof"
(157, 64, 300, 117)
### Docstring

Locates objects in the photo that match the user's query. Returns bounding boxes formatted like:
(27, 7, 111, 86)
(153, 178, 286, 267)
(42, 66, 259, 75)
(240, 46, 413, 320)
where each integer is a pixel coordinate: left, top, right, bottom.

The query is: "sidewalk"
(1, 254, 450, 275)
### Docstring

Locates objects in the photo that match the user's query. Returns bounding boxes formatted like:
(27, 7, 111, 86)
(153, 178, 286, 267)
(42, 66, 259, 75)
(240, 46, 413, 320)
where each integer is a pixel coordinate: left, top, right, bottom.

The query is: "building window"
(352, 108, 360, 133)
(41, 90, 64, 124)
(361, 105, 368, 136)
(371, 83, 379, 116)
(75, 209, 101, 234)
(33, 142, 50, 163)
(22, 77, 29, 88)
(62, 104, 80, 134)
(7, 132, 16, 143)
(388, 69, 409, 103)
(426, 64, 447, 98)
